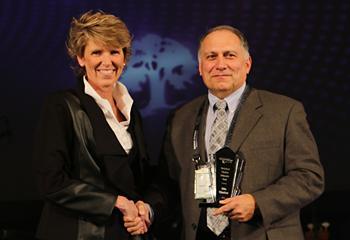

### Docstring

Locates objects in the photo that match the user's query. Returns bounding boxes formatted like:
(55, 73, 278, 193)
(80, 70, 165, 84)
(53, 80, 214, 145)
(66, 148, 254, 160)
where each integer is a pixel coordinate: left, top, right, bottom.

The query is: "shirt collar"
(83, 76, 134, 124)
(208, 82, 246, 113)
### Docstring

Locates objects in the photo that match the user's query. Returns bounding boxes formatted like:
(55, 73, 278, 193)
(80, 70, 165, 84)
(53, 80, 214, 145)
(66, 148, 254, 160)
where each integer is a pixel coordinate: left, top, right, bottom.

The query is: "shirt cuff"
(145, 203, 154, 224)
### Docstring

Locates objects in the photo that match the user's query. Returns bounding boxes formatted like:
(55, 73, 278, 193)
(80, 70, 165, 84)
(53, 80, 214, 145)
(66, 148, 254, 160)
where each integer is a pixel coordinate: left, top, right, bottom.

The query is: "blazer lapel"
(75, 81, 126, 156)
(74, 80, 140, 197)
(228, 89, 263, 152)
(127, 106, 147, 162)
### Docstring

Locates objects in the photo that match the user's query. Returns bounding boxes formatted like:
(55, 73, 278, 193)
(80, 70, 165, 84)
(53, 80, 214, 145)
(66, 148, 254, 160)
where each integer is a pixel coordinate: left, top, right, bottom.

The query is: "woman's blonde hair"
(66, 10, 132, 76)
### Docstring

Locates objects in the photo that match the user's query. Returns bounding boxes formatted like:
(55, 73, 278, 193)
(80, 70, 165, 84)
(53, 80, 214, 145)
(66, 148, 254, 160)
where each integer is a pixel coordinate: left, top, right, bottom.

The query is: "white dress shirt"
(84, 77, 134, 154)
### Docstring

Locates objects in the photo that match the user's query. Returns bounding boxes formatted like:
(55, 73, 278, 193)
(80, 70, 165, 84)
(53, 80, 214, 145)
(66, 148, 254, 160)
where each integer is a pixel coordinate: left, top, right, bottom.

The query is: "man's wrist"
(144, 203, 154, 224)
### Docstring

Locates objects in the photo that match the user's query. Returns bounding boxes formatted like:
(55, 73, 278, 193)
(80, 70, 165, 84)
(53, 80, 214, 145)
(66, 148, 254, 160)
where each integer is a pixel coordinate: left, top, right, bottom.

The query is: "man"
(155, 25, 324, 240)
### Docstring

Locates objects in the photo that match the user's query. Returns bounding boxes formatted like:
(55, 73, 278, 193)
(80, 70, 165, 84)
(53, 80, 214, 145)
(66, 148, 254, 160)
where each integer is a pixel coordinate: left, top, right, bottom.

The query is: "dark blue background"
(0, 0, 349, 238)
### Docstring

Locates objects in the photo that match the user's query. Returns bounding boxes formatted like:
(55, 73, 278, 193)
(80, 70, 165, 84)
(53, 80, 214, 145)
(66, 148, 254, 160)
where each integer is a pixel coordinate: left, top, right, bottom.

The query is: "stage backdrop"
(0, 0, 349, 202)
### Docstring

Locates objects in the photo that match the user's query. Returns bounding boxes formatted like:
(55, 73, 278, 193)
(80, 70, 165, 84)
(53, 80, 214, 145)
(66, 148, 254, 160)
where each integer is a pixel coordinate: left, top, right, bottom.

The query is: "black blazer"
(33, 80, 152, 240)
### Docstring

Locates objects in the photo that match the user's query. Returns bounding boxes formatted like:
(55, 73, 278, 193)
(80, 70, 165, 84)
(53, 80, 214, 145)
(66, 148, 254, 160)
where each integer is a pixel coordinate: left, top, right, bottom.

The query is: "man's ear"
(245, 56, 252, 74)
(198, 61, 202, 76)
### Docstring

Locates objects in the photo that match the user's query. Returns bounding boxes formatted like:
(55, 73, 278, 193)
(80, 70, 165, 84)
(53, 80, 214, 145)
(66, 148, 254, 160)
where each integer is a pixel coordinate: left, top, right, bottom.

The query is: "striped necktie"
(207, 100, 229, 236)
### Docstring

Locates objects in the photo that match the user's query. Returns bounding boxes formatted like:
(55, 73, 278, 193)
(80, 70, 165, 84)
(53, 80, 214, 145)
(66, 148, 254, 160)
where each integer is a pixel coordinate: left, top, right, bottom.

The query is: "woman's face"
(77, 39, 125, 92)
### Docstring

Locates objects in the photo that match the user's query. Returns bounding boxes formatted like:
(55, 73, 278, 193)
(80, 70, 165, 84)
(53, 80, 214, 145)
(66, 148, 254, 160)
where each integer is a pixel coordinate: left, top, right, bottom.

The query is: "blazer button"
(191, 223, 197, 230)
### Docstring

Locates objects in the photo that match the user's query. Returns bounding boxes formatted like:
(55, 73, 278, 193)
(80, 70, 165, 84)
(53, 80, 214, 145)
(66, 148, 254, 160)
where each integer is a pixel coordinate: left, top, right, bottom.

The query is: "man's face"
(77, 39, 125, 92)
(198, 30, 252, 99)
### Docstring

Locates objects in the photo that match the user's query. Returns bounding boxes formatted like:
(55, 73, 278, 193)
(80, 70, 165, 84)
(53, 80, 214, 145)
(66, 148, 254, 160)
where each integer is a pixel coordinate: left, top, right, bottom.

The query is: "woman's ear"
(77, 56, 85, 67)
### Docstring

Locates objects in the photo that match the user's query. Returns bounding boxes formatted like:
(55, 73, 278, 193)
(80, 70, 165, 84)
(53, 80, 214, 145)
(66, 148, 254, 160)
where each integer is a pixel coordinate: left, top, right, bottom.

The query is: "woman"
(33, 10, 152, 240)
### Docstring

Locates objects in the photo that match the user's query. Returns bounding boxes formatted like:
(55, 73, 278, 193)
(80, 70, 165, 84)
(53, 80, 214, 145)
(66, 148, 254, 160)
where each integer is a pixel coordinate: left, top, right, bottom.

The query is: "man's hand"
(135, 201, 151, 228)
(115, 196, 147, 235)
(213, 194, 256, 222)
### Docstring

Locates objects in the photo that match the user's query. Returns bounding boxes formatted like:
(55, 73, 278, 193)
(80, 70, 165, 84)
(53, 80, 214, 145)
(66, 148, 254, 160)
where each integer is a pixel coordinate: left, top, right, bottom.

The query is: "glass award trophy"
(199, 147, 245, 208)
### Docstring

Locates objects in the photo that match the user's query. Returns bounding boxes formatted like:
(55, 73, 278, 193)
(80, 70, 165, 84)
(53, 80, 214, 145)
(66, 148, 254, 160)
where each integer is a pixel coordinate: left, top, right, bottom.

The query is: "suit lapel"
(195, 90, 263, 161)
(183, 96, 207, 188)
(184, 96, 208, 228)
(198, 98, 209, 163)
(228, 89, 263, 152)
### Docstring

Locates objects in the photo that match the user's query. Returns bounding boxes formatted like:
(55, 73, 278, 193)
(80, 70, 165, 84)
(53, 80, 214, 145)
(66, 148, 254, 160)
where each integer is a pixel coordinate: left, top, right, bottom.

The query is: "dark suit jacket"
(33, 80, 152, 240)
(157, 88, 324, 240)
